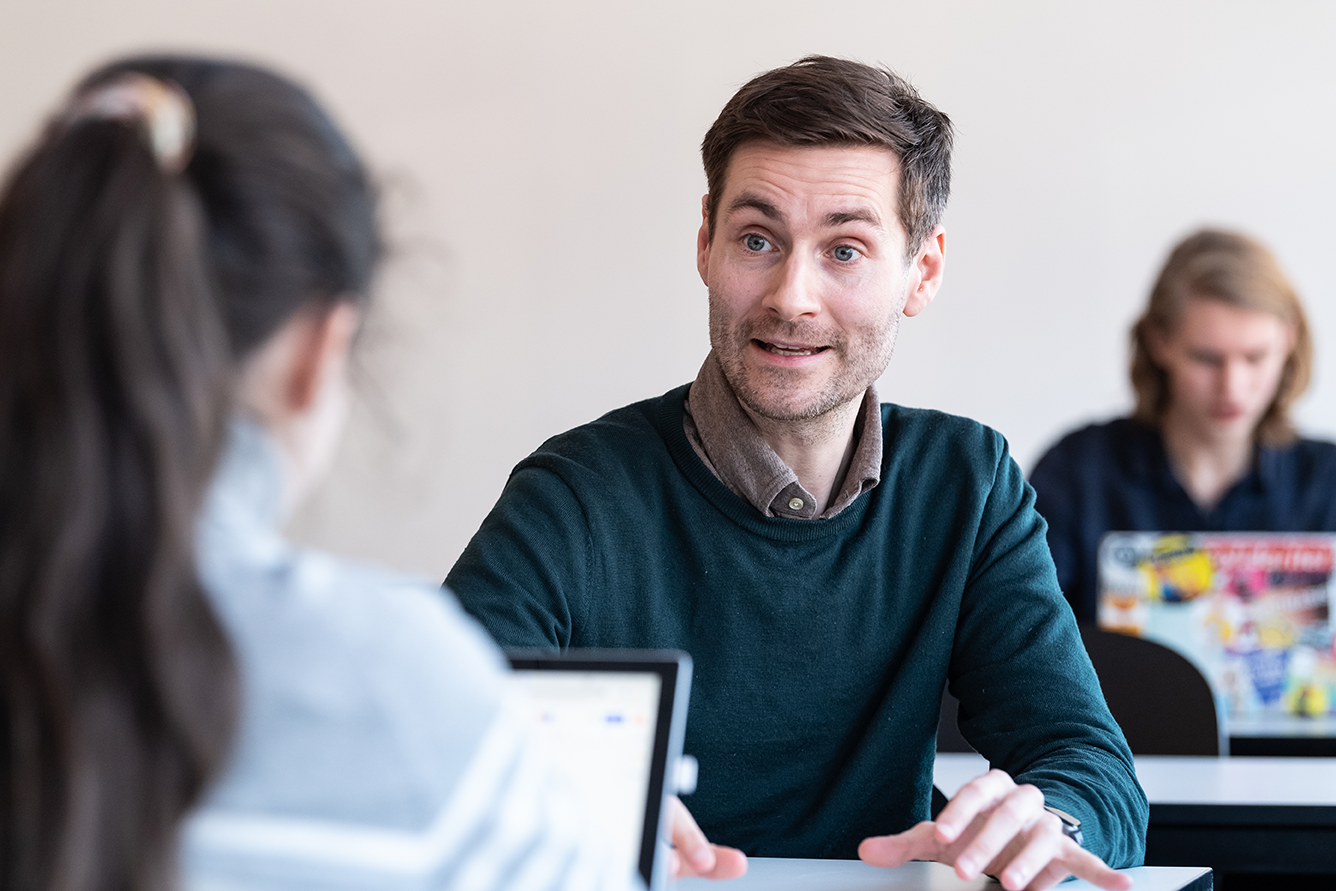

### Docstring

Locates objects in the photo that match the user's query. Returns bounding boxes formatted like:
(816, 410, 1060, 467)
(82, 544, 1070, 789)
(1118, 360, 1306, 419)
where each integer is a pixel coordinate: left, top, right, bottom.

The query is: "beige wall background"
(3, 1, 1335, 580)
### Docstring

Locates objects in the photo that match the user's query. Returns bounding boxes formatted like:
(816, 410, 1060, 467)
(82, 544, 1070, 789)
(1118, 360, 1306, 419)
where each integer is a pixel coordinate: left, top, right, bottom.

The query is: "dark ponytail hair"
(0, 56, 378, 891)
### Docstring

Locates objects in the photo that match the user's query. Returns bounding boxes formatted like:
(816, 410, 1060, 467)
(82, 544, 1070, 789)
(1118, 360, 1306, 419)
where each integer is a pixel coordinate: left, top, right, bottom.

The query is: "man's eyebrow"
(724, 193, 785, 224)
(824, 208, 885, 231)
(723, 194, 885, 231)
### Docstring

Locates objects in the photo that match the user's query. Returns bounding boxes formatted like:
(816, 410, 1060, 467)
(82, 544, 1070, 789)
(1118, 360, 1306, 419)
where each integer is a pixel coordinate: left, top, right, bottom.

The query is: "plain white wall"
(3, 0, 1334, 580)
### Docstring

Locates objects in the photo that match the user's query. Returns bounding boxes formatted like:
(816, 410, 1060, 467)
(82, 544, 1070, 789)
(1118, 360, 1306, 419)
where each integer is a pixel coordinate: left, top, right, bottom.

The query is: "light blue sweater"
(186, 419, 633, 891)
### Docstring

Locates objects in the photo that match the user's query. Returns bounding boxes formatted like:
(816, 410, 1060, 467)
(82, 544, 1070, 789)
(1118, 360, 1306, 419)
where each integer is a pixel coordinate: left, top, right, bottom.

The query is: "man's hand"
(857, 770, 1132, 891)
(668, 796, 748, 880)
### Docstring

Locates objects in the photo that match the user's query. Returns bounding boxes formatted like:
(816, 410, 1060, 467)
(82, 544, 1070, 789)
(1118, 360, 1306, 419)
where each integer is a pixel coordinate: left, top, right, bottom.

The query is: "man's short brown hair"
(1130, 229, 1312, 444)
(701, 55, 953, 263)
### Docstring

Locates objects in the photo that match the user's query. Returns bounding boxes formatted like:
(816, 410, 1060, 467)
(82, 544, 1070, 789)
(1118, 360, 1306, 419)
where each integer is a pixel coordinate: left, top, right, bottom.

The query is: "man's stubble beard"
(707, 287, 901, 424)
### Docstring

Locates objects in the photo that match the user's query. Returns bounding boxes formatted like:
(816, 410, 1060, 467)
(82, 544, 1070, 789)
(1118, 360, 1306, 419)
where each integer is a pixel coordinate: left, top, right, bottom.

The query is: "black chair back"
(1079, 622, 1222, 756)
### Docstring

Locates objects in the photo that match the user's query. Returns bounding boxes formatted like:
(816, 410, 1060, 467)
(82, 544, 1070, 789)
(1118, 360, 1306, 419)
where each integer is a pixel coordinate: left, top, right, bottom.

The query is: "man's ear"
(285, 301, 362, 413)
(696, 193, 711, 287)
(903, 225, 946, 318)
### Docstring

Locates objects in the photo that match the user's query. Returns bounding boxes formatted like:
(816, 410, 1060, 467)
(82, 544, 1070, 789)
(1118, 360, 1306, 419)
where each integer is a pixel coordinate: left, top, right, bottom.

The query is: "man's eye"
(744, 234, 772, 252)
(832, 245, 860, 262)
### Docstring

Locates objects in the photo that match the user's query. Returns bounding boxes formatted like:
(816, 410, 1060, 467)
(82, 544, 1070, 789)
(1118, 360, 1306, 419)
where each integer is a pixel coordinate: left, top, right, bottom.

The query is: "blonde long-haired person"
(0, 56, 633, 891)
(1030, 229, 1336, 621)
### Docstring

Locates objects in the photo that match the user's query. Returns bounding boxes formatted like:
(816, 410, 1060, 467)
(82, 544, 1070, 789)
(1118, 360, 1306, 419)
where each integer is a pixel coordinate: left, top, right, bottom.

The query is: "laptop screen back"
(1097, 531, 1335, 719)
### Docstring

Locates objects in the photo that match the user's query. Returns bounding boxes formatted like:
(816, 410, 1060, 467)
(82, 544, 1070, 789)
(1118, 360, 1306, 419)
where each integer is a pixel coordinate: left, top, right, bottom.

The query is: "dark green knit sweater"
(448, 385, 1147, 864)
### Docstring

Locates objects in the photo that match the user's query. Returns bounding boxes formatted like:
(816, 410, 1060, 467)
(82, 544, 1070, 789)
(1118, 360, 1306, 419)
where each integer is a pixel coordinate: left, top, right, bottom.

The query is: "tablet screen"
(507, 649, 691, 891)
(512, 671, 661, 880)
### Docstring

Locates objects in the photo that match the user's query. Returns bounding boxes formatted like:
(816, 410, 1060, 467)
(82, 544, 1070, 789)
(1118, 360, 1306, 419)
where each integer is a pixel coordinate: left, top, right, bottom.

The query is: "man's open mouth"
(757, 340, 828, 357)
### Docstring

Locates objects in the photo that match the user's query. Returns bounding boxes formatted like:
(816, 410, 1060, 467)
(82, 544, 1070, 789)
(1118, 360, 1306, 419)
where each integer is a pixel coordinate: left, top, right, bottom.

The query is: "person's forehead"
(719, 141, 901, 215)
(1174, 296, 1290, 346)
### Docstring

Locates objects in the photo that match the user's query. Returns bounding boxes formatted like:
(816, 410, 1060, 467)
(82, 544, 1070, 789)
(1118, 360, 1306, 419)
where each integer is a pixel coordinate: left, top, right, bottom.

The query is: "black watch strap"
(1044, 805, 1083, 847)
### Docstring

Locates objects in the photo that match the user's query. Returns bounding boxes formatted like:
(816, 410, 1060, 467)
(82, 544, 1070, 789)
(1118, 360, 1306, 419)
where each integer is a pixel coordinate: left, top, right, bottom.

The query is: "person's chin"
(746, 395, 820, 422)
(739, 379, 829, 422)
(1204, 412, 1255, 440)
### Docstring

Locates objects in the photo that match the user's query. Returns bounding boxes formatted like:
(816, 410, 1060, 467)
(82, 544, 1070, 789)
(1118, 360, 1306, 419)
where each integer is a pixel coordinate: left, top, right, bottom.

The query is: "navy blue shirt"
(1029, 417, 1336, 621)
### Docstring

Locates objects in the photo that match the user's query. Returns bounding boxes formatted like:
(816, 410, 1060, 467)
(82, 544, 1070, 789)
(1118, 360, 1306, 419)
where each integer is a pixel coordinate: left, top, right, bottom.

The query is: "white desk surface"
(676, 858, 1209, 891)
(934, 751, 1336, 807)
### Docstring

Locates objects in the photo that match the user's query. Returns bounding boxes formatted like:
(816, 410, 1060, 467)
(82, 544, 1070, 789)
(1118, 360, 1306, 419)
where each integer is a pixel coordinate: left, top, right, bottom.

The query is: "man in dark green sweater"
(448, 56, 1147, 891)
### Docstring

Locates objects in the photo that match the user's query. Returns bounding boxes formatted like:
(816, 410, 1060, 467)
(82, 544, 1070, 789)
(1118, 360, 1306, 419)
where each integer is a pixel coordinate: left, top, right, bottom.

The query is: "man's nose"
(761, 254, 822, 321)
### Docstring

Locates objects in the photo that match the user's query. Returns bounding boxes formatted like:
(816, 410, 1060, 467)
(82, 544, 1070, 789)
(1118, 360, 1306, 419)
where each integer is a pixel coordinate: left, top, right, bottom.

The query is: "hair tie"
(63, 73, 196, 174)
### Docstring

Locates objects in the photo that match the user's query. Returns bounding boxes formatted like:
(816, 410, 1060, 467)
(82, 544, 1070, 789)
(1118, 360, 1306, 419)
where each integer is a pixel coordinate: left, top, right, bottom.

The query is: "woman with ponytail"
(0, 56, 631, 891)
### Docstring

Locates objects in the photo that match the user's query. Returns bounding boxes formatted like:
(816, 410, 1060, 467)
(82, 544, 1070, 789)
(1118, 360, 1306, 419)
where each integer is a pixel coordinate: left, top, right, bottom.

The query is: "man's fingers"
(673, 840, 748, 879)
(934, 769, 1017, 842)
(1020, 860, 1075, 891)
(989, 822, 1064, 890)
(669, 796, 716, 876)
(863, 776, 1132, 891)
(703, 845, 749, 880)
(668, 796, 748, 880)
(1060, 845, 1133, 891)
(996, 839, 1131, 891)
(857, 822, 936, 868)
(953, 784, 1046, 879)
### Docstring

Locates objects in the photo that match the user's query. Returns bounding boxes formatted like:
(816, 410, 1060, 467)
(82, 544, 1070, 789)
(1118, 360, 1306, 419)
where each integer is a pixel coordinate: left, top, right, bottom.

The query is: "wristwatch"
(1044, 806, 1083, 847)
